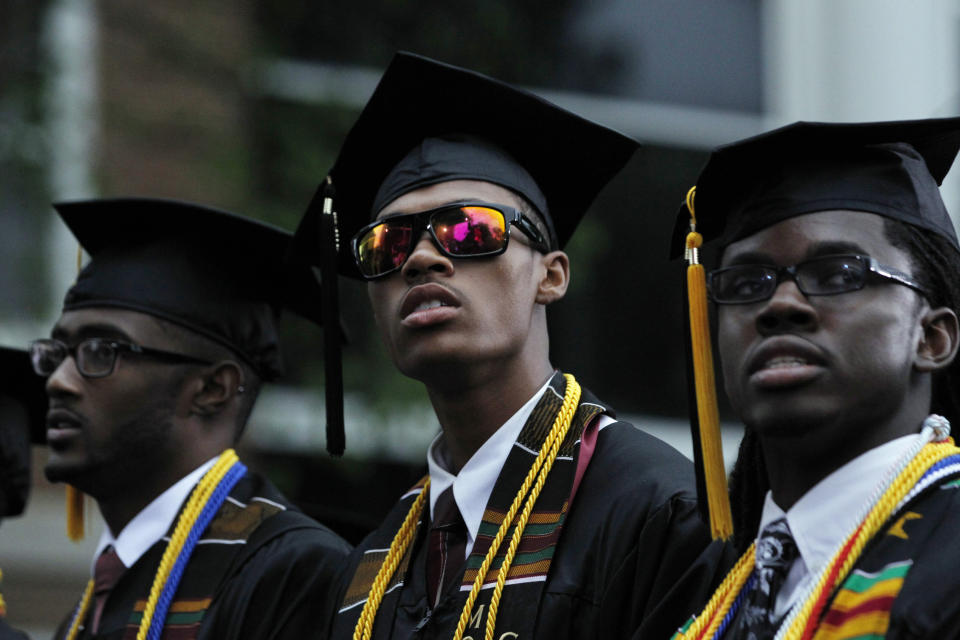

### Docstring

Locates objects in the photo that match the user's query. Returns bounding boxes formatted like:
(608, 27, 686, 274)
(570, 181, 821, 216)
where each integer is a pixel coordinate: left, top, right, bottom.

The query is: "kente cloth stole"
(116, 492, 286, 640)
(339, 372, 608, 636)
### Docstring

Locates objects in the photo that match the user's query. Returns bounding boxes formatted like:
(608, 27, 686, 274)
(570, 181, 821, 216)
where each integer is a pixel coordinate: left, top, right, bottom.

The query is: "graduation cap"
(0, 346, 48, 519)
(673, 117, 960, 540)
(57, 197, 326, 381)
(292, 51, 640, 453)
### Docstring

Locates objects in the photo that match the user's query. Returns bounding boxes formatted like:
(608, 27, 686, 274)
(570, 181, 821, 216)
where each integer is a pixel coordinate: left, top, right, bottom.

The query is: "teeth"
(764, 356, 808, 369)
(414, 300, 447, 312)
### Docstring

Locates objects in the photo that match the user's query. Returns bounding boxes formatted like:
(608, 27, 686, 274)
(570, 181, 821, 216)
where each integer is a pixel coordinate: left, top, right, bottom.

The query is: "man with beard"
(671, 118, 960, 639)
(0, 346, 47, 640)
(39, 198, 349, 640)
(294, 52, 730, 640)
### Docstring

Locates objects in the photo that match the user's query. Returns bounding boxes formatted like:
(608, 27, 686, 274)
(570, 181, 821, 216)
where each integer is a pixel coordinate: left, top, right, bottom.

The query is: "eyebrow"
(51, 322, 133, 343)
(723, 240, 870, 267)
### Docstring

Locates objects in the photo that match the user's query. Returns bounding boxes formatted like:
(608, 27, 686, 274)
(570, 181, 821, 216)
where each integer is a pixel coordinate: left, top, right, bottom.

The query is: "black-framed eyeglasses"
(351, 201, 551, 279)
(29, 338, 214, 379)
(707, 254, 930, 305)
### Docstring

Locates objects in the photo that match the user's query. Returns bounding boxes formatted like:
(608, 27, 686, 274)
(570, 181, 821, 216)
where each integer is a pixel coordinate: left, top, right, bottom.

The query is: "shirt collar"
(758, 433, 919, 579)
(93, 457, 218, 572)
(427, 377, 554, 555)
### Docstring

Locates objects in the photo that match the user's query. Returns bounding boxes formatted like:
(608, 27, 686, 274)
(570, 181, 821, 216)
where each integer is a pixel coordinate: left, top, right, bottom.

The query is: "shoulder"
(854, 477, 960, 638)
(584, 417, 698, 509)
(224, 470, 352, 567)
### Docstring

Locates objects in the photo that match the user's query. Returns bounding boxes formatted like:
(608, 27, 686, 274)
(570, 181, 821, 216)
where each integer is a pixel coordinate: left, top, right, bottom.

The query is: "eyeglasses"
(29, 338, 214, 379)
(351, 202, 551, 279)
(707, 254, 929, 305)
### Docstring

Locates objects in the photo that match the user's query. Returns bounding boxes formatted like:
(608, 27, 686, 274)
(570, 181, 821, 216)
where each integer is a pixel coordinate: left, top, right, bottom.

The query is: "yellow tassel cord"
(63, 580, 95, 640)
(66, 245, 87, 542)
(135, 449, 238, 640)
(683, 186, 733, 540)
(351, 374, 582, 640)
(63, 450, 240, 640)
(454, 373, 581, 640)
(479, 376, 581, 640)
(353, 479, 431, 640)
(674, 438, 959, 640)
(66, 484, 85, 541)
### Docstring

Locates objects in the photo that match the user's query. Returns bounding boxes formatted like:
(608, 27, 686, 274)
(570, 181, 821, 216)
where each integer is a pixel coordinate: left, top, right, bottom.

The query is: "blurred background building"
(1, 0, 959, 635)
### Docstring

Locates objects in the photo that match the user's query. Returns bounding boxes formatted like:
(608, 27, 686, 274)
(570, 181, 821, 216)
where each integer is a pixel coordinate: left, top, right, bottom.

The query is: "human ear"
(535, 250, 570, 305)
(190, 361, 244, 416)
(915, 306, 959, 372)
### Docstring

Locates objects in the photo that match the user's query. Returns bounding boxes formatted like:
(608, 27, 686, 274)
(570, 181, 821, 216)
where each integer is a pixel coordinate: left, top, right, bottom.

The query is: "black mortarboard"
(672, 117, 960, 540)
(293, 51, 640, 277)
(671, 117, 960, 258)
(291, 52, 640, 455)
(0, 346, 47, 518)
(56, 197, 325, 382)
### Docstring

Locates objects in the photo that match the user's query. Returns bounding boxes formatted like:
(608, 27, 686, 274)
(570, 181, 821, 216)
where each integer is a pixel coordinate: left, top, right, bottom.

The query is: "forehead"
(721, 210, 900, 265)
(376, 179, 524, 219)
(52, 307, 169, 343)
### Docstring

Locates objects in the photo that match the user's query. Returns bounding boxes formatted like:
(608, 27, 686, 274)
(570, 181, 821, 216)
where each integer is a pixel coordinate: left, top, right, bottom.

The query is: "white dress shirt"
(91, 457, 218, 573)
(426, 377, 614, 559)
(756, 434, 919, 617)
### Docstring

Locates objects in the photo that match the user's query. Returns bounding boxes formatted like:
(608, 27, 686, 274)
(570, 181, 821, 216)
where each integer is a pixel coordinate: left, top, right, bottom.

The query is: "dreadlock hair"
(726, 217, 960, 554)
(882, 217, 960, 426)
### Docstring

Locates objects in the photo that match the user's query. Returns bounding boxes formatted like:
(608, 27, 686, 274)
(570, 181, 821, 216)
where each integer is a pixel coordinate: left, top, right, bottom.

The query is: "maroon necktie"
(426, 487, 467, 607)
(90, 545, 126, 634)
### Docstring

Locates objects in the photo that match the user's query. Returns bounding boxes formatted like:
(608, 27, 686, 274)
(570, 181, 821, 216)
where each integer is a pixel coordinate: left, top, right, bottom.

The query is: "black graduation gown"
(331, 380, 732, 640)
(55, 471, 351, 640)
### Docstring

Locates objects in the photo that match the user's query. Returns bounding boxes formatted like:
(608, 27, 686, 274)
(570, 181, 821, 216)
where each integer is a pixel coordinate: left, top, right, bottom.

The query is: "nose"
(400, 231, 454, 281)
(755, 279, 819, 335)
(45, 355, 83, 400)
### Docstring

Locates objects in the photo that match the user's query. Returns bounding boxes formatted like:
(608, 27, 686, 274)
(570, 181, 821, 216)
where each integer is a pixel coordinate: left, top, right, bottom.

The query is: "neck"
(426, 358, 555, 474)
(759, 400, 930, 511)
(95, 445, 225, 535)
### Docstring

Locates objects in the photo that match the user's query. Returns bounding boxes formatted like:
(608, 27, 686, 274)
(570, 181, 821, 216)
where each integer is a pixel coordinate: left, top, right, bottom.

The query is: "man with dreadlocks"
(671, 118, 960, 640)
(293, 53, 730, 640)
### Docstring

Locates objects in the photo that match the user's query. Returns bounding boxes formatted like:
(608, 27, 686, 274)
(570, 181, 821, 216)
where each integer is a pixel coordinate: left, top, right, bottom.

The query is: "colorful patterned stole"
(674, 422, 960, 640)
(338, 372, 608, 639)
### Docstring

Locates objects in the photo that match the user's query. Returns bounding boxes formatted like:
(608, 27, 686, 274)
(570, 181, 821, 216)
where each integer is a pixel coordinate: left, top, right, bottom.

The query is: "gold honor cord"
(63, 450, 240, 640)
(675, 425, 957, 640)
(683, 186, 733, 540)
(352, 374, 582, 640)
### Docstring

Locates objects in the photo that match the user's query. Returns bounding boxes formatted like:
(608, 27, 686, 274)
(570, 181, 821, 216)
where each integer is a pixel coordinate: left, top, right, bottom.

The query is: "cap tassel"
(318, 176, 345, 456)
(66, 484, 85, 541)
(684, 187, 733, 540)
(66, 247, 87, 541)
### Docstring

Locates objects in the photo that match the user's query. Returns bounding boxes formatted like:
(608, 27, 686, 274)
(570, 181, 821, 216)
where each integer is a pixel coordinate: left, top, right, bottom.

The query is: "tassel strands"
(683, 186, 733, 540)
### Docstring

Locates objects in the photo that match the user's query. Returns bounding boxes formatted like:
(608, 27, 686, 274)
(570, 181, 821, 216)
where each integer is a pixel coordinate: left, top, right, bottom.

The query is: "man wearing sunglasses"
(670, 119, 960, 640)
(40, 198, 349, 640)
(294, 53, 729, 640)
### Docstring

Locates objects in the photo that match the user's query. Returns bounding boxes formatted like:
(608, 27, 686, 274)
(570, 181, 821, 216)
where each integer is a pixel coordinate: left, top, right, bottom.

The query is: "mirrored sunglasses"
(351, 202, 550, 279)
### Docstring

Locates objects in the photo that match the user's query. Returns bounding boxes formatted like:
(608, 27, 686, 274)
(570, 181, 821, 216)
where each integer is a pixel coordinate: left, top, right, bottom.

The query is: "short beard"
(46, 403, 176, 501)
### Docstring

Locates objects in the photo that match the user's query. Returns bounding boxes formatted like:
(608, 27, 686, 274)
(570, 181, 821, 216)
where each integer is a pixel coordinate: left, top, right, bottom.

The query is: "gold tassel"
(684, 187, 733, 540)
(66, 484, 85, 541)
